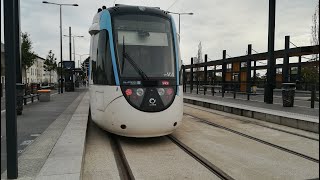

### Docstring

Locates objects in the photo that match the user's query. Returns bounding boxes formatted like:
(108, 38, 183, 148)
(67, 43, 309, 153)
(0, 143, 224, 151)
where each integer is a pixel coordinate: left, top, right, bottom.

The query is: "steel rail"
(185, 113, 319, 163)
(167, 135, 235, 180)
(109, 134, 135, 180)
(184, 104, 319, 141)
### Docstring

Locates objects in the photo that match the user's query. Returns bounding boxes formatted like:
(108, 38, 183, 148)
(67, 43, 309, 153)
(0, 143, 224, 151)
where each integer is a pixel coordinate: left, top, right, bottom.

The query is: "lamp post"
(166, 11, 193, 41)
(63, 35, 84, 61)
(42, 1, 78, 94)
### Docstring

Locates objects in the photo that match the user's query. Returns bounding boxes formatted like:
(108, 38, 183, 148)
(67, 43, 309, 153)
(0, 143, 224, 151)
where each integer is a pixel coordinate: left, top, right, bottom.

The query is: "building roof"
(37, 55, 45, 60)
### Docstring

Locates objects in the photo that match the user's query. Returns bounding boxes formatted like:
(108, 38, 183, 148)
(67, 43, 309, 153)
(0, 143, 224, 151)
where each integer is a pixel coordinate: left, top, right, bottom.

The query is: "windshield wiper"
(123, 52, 149, 80)
(122, 37, 149, 80)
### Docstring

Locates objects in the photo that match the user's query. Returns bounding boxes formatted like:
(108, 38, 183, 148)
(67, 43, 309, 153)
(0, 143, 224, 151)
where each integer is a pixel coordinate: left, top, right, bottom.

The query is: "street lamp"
(166, 11, 193, 42)
(42, 1, 78, 94)
(63, 35, 84, 61)
(74, 54, 89, 68)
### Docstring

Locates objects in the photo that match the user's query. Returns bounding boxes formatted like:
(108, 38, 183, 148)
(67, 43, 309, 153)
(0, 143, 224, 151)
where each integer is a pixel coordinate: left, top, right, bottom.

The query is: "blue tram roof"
(107, 4, 171, 19)
(90, 4, 173, 35)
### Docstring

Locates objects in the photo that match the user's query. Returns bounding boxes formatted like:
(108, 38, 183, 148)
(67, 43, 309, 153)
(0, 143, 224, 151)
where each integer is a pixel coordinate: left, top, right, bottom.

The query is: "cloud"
(1, 0, 318, 67)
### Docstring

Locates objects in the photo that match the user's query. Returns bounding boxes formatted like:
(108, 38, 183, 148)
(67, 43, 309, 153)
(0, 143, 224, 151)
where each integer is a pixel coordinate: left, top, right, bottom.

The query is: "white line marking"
(223, 97, 319, 110)
(20, 140, 34, 146)
(30, 134, 41, 137)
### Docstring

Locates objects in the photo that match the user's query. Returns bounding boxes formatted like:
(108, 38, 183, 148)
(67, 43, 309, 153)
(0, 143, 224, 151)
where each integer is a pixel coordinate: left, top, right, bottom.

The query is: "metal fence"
(182, 42, 319, 109)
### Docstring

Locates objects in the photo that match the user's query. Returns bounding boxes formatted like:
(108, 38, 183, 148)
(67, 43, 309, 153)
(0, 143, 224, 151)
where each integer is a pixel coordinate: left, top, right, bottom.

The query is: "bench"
(23, 94, 40, 105)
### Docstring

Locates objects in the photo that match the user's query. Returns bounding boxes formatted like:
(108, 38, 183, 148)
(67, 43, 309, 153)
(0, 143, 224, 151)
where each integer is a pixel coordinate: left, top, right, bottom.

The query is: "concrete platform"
(184, 94, 319, 133)
(1, 91, 89, 180)
(35, 92, 89, 180)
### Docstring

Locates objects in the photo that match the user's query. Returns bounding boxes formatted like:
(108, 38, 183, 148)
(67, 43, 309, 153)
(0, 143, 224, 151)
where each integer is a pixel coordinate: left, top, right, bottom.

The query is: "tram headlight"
(136, 88, 144, 96)
(159, 87, 175, 107)
(166, 88, 173, 95)
(157, 88, 165, 96)
(125, 89, 133, 96)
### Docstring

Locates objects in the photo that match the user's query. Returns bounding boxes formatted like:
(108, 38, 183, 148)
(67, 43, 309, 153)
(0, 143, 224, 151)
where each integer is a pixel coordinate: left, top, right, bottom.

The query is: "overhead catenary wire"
(166, 0, 179, 10)
(252, 49, 259, 54)
(290, 41, 298, 48)
(207, 57, 222, 67)
(207, 57, 215, 61)
(290, 40, 318, 61)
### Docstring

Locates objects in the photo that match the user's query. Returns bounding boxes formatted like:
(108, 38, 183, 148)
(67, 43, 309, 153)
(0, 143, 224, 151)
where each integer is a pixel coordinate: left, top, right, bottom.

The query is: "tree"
(311, 2, 319, 48)
(195, 42, 203, 72)
(311, 2, 319, 62)
(44, 50, 57, 84)
(301, 65, 319, 89)
(21, 32, 37, 84)
(303, 2, 320, 87)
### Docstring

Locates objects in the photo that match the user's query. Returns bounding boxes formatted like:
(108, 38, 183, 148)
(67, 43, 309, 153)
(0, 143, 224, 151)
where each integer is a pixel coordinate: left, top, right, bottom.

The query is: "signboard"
(63, 61, 75, 70)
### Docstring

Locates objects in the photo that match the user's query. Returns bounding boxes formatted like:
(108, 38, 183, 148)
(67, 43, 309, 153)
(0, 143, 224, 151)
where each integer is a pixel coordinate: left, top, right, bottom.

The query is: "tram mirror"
(89, 23, 99, 35)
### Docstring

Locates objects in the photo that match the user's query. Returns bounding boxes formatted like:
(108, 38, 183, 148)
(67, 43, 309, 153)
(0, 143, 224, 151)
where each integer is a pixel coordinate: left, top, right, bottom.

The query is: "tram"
(88, 4, 183, 137)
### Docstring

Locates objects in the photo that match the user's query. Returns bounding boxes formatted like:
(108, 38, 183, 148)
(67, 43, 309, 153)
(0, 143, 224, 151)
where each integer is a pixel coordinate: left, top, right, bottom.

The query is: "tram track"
(184, 104, 319, 141)
(184, 112, 319, 163)
(109, 134, 135, 180)
(167, 135, 235, 180)
(83, 117, 318, 179)
(84, 119, 221, 179)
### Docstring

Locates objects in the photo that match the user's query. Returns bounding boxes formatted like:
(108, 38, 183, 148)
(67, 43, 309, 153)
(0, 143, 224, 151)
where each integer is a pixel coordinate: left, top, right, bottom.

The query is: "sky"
(1, 0, 318, 67)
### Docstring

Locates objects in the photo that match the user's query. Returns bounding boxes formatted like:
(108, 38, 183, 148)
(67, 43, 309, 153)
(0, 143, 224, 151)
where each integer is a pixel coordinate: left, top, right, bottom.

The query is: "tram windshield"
(114, 14, 175, 78)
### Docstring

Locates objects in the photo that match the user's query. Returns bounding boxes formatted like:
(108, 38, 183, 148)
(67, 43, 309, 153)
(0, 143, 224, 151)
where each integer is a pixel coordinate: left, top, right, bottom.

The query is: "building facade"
(24, 56, 44, 84)
(1, 43, 58, 88)
(43, 67, 58, 84)
(23, 56, 58, 85)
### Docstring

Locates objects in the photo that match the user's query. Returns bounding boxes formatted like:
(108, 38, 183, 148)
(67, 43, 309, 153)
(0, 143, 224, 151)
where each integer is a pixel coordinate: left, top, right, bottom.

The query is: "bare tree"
(195, 41, 203, 72)
(21, 32, 37, 84)
(311, 2, 319, 60)
(44, 50, 57, 84)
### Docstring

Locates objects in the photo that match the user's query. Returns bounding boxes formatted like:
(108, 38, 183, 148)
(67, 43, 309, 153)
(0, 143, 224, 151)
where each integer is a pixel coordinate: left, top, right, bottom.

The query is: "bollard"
(311, 88, 315, 109)
(212, 86, 215, 96)
(222, 84, 225, 98)
(190, 58, 194, 93)
(197, 81, 199, 94)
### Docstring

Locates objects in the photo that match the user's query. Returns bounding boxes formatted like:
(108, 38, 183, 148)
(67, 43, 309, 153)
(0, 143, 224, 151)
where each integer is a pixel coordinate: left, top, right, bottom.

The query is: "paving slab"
(184, 93, 319, 133)
(172, 116, 319, 180)
(184, 105, 319, 160)
(119, 136, 220, 179)
(35, 92, 89, 180)
(82, 121, 120, 180)
(1, 89, 89, 180)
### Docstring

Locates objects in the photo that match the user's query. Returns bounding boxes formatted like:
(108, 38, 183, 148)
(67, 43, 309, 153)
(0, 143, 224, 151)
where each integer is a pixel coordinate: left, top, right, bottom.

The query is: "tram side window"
(176, 33, 183, 85)
(93, 30, 115, 85)
(91, 34, 99, 81)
